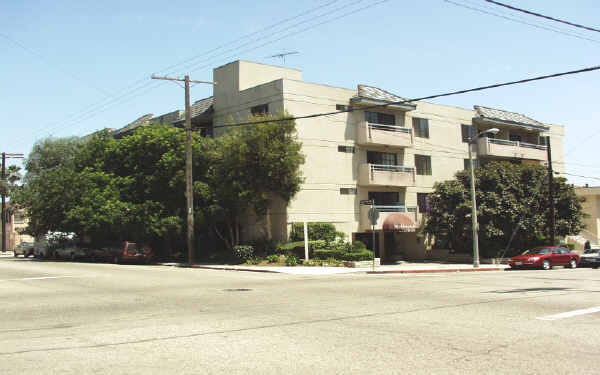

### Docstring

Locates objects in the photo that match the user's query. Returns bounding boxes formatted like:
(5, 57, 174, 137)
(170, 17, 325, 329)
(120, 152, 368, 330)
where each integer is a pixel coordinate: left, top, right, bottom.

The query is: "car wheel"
(568, 259, 577, 269)
(542, 260, 551, 270)
(113, 255, 120, 264)
(13, 252, 18, 258)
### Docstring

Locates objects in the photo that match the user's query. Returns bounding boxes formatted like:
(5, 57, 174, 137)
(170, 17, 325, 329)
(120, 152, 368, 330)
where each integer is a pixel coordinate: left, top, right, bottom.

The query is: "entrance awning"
(382, 213, 417, 232)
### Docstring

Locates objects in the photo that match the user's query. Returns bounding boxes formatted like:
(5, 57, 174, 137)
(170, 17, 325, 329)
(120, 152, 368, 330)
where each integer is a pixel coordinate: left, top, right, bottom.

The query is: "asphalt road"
(1, 255, 599, 374)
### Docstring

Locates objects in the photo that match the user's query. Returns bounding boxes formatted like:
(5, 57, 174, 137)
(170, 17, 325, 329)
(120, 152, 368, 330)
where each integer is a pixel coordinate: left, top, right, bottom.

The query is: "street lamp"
(468, 127, 499, 268)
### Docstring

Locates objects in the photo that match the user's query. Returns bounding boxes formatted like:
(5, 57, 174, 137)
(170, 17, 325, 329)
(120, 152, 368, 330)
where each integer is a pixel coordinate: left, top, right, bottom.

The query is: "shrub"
(565, 243, 575, 250)
(276, 240, 326, 257)
(352, 241, 367, 250)
(290, 222, 339, 243)
(250, 238, 279, 256)
(233, 245, 254, 261)
(247, 256, 262, 265)
(285, 255, 298, 266)
(266, 254, 280, 264)
(313, 248, 373, 261)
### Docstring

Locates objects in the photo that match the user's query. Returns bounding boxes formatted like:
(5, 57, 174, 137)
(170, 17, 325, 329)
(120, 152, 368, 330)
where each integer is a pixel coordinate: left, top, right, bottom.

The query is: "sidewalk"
(158, 262, 509, 275)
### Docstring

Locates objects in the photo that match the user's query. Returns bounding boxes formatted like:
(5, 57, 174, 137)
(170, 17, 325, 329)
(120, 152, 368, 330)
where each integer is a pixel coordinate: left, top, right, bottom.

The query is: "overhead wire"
(442, 0, 600, 44)
(482, 0, 600, 33)
(15, 0, 381, 144)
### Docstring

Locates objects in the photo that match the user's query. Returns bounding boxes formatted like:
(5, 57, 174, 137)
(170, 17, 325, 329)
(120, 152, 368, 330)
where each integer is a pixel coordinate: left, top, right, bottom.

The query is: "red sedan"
(509, 246, 580, 270)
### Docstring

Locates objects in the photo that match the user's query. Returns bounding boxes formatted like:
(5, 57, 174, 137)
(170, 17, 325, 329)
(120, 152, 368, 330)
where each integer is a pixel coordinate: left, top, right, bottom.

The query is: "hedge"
(313, 249, 374, 261)
(276, 240, 327, 258)
(290, 222, 340, 243)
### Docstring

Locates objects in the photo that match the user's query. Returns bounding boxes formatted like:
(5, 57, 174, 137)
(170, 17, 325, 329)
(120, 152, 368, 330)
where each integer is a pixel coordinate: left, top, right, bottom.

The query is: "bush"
(276, 240, 326, 258)
(290, 222, 339, 243)
(313, 248, 373, 261)
(266, 254, 280, 264)
(250, 238, 279, 256)
(352, 241, 367, 250)
(247, 256, 262, 265)
(285, 255, 298, 266)
(233, 245, 254, 261)
(565, 243, 575, 250)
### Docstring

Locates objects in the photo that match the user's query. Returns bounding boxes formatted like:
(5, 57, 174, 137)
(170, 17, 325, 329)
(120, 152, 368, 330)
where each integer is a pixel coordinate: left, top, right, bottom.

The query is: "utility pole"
(2, 152, 24, 252)
(151, 75, 215, 265)
(546, 136, 555, 244)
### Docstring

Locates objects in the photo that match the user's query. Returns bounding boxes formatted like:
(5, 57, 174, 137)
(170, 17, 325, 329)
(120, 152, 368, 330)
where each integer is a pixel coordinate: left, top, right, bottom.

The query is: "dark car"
(13, 242, 34, 257)
(509, 246, 580, 270)
(579, 248, 600, 268)
(90, 241, 154, 264)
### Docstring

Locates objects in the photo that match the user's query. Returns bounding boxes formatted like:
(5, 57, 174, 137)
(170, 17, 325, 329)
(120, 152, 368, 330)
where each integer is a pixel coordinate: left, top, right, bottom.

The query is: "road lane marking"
(536, 306, 600, 321)
(0, 275, 96, 282)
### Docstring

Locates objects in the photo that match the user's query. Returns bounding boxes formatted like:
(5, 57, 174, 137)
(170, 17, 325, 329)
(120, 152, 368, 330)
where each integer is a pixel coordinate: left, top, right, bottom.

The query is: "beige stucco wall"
(576, 187, 600, 245)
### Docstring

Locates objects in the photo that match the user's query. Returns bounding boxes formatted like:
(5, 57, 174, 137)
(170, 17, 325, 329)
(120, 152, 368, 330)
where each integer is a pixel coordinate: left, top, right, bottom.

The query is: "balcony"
(476, 137, 547, 161)
(359, 204, 421, 231)
(356, 121, 413, 148)
(359, 164, 416, 187)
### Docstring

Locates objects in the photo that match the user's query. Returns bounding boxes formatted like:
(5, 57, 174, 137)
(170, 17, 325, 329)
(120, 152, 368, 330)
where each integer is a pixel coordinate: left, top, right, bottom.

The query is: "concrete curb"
(367, 267, 506, 274)
(189, 265, 282, 274)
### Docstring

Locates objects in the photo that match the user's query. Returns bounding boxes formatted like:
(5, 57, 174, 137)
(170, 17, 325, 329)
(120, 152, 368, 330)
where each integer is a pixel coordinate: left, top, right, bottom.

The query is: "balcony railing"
(478, 137, 547, 161)
(371, 204, 418, 213)
(359, 163, 416, 187)
(357, 121, 413, 148)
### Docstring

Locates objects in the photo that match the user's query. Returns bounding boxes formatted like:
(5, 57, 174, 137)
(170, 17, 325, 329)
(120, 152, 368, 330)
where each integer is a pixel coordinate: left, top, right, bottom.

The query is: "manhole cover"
(223, 288, 252, 292)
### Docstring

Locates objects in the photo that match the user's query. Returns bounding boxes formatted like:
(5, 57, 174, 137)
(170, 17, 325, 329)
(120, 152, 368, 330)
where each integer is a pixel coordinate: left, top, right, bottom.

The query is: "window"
(417, 193, 431, 214)
(368, 192, 400, 205)
(336, 104, 349, 111)
(365, 111, 395, 125)
(415, 155, 432, 175)
(337, 145, 355, 153)
(463, 158, 480, 171)
(509, 134, 522, 142)
(367, 151, 397, 166)
(251, 104, 269, 116)
(461, 124, 476, 143)
(340, 188, 357, 195)
(539, 136, 549, 146)
(412, 117, 429, 138)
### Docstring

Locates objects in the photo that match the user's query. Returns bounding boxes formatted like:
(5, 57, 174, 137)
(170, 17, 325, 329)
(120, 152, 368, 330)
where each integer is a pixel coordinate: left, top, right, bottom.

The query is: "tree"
(424, 161, 585, 257)
(209, 115, 305, 249)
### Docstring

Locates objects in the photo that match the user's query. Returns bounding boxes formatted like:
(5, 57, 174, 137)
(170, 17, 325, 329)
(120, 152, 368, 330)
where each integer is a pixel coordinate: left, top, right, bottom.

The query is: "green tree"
(424, 161, 585, 257)
(209, 115, 304, 249)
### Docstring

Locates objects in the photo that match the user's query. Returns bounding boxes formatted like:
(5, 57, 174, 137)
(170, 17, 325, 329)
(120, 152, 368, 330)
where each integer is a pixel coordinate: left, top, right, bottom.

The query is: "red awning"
(382, 214, 417, 232)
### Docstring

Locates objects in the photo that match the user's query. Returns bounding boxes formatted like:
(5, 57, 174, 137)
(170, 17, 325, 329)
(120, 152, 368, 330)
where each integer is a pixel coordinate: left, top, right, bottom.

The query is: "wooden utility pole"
(2, 152, 24, 252)
(151, 75, 215, 264)
(546, 136, 555, 244)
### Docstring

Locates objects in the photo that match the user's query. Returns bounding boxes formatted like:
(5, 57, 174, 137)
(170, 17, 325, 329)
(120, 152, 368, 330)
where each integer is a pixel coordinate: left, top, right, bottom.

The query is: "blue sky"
(2, 0, 599, 185)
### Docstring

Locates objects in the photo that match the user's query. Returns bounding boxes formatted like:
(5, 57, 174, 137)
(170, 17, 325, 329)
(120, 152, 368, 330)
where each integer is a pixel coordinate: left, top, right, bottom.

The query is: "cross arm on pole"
(151, 75, 216, 85)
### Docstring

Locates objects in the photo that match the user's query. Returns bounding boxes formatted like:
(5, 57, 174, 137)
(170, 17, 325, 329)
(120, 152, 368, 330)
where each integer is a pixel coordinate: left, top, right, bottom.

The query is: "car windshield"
(522, 247, 552, 255)
(584, 249, 600, 254)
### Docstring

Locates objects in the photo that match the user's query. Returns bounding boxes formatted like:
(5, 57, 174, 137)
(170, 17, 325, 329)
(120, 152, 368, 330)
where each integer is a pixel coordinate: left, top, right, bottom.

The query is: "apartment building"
(112, 60, 565, 262)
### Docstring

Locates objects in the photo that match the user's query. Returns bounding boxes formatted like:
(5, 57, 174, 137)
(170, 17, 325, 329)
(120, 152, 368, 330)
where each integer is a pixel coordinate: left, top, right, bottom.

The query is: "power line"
(213, 64, 600, 129)
(17, 0, 387, 144)
(554, 171, 600, 182)
(482, 0, 600, 33)
(443, 0, 600, 44)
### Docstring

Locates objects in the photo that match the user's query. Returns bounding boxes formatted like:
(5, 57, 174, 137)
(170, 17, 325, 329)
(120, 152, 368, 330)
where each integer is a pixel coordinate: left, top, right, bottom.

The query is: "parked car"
(509, 246, 580, 270)
(90, 241, 154, 264)
(13, 242, 34, 257)
(580, 248, 600, 268)
(54, 245, 90, 261)
(33, 239, 54, 259)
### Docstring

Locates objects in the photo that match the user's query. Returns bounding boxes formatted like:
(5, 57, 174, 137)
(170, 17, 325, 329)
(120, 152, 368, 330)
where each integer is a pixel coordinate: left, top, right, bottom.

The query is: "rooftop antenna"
(266, 51, 299, 64)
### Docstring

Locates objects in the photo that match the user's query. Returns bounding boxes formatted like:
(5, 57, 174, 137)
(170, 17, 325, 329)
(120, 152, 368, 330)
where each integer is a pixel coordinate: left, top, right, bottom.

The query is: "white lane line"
(536, 306, 600, 321)
(0, 275, 96, 282)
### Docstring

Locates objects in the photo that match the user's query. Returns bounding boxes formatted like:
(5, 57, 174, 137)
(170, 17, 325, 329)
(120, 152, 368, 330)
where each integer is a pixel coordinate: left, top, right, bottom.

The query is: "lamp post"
(468, 128, 499, 268)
